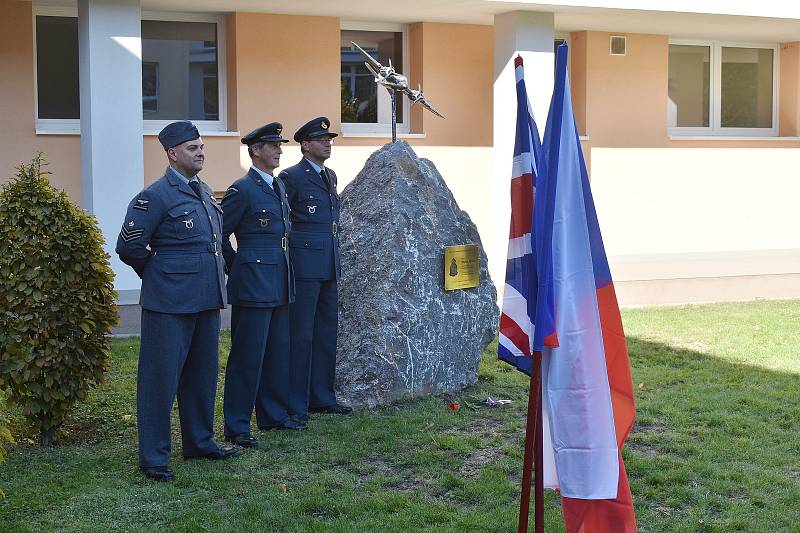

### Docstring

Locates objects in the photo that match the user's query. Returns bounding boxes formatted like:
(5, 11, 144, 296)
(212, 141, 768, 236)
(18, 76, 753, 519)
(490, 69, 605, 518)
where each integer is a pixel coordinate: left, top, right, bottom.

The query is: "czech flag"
(542, 42, 637, 533)
(502, 44, 638, 532)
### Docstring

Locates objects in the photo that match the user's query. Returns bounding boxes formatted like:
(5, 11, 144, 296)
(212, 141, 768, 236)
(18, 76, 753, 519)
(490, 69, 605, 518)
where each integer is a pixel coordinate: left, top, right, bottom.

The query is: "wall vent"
(610, 35, 627, 56)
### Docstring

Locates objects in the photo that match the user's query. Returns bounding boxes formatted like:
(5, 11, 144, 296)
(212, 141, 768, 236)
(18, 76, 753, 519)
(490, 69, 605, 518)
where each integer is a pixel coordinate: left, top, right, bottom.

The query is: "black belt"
(236, 235, 288, 251)
(293, 222, 337, 236)
(152, 242, 220, 255)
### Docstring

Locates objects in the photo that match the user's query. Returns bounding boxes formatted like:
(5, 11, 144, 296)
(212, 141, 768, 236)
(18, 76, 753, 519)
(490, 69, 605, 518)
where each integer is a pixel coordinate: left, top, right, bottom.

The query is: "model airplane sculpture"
(405, 83, 445, 119)
(351, 41, 444, 141)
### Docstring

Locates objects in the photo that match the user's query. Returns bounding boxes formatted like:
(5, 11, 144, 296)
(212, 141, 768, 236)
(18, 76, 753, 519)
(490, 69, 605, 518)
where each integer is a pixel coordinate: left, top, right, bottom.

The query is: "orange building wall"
(575, 30, 800, 150)
(341, 21, 493, 148)
(779, 42, 800, 137)
(143, 12, 343, 191)
(569, 31, 588, 136)
(582, 32, 670, 147)
(1, 7, 494, 201)
(415, 22, 493, 147)
(0, 0, 82, 203)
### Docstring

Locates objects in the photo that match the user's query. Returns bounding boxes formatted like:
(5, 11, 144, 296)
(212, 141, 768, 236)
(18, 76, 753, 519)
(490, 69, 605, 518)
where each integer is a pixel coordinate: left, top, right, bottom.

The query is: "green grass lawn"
(1, 299, 799, 532)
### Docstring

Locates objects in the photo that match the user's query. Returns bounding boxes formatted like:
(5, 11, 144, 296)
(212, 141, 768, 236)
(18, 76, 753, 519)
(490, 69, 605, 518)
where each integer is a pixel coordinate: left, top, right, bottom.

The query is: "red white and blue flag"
(500, 46, 637, 533)
(498, 55, 558, 373)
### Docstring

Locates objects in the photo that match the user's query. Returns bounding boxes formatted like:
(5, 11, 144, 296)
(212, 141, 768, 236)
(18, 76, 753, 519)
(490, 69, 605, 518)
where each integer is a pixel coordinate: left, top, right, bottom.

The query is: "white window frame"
(33, 7, 228, 134)
(668, 39, 779, 137)
(340, 21, 410, 136)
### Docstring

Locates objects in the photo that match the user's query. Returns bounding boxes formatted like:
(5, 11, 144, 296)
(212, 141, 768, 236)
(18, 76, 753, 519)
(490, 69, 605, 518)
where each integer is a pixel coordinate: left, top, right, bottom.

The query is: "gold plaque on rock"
(444, 244, 480, 291)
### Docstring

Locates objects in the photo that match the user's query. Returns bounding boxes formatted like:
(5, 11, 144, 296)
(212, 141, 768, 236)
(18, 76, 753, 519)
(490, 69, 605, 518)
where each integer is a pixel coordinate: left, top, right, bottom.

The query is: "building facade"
(2, 0, 799, 306)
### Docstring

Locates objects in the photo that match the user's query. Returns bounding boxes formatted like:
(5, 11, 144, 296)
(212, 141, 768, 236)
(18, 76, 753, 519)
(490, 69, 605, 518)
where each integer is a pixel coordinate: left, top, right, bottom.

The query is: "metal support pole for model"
(390, 89, 397, 143)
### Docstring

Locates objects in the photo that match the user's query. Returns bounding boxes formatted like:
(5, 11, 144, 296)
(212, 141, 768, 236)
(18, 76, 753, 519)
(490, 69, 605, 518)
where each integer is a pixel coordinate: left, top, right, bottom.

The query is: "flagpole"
(533, 351, 545, 533)
(518, 351, 544, 533)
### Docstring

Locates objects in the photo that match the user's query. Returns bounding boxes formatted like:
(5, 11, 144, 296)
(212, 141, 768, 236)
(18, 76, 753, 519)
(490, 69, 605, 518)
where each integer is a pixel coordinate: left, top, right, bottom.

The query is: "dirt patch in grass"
(447, 414, 517, 443)
(633, 421, 670, 433)
(57, 420, 105, 445)
(626, 440, 662, 458)
(352, 455, 416, 486)
(627, 421, 676, 458)
(651, 503, 676, 517)
(727, 491, 749, 504)
(458, 446, 506, 478)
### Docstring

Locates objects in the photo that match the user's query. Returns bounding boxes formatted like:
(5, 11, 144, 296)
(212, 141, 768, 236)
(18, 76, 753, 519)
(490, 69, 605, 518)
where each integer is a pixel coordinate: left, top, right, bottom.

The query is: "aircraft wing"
(351, 41, 383, 72)
(364, 62, 381, 82)
(419, 99, 445, 118)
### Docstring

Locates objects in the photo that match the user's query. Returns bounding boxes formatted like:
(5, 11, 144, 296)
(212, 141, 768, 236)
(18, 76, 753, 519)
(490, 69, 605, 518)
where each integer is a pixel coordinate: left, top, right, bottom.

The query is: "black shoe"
(224, 433, 258, 448)
(184, 444, 239, 461)
(259, 418, 307, 431)
(140, 466, 175, 481)
(290, 413, 311, 423)
(310, 403, 352, 415)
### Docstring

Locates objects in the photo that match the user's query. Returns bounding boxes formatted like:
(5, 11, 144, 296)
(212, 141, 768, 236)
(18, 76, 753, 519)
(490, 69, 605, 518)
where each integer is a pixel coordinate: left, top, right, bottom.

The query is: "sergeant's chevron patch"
(120, 225, 144, 242)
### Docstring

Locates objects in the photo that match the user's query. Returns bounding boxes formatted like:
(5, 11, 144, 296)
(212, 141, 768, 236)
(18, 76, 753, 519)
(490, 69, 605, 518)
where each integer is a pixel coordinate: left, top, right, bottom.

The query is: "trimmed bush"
(0, 155, 118, 446)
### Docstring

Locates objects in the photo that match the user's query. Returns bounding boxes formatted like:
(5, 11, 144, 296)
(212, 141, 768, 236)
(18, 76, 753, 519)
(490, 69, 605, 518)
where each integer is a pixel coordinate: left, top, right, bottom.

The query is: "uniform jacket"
(116, 167, 226, 313)
(279, 158, 341, 281)
(221, 168, 294, 308)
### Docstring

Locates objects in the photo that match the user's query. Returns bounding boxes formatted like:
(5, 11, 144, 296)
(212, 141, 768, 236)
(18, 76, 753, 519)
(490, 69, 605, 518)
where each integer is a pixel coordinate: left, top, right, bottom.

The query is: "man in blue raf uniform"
(116, 120, 237, 482)
(280, 116, 352, 421)
(221, 122, 305, 445)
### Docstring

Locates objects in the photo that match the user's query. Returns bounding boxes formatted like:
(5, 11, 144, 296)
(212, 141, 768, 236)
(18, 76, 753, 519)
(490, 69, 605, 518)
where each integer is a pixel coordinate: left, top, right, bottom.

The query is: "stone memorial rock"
(336, 141, 499, 408)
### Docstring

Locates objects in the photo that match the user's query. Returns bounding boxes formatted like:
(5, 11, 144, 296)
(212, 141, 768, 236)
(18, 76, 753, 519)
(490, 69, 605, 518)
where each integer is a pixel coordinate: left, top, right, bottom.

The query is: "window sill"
(36, 129, 241, 137)
(669, 135, 800, 141)
(340, 132, 427, 139)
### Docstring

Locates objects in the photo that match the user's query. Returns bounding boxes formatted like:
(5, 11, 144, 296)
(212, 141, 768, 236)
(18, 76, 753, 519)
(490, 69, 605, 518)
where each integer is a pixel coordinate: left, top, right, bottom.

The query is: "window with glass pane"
(141, 21, 219, 121)
(340, 30, 403, 124)
(36, 16, 80, 119)
(667, 45, 709, 128)
(35, 16, 221, 123)
(142, 62, 159, 115)
(721, 47, 773, 128)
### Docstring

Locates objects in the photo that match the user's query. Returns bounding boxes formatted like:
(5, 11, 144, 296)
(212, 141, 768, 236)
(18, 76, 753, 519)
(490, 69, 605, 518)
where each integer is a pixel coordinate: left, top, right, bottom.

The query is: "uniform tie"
(320, 169, 331, 191)
(189, 180, 204, 200)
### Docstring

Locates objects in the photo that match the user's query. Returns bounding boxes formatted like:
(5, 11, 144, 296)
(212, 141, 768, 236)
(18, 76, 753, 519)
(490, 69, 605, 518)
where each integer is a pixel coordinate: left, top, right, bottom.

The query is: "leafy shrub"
(0, 155, 118, 446)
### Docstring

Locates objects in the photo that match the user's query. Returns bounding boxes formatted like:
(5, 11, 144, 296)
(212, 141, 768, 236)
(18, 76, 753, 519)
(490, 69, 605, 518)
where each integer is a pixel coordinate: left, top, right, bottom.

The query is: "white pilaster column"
(492, 11, 555, 296)
(78, 0, 144, 301)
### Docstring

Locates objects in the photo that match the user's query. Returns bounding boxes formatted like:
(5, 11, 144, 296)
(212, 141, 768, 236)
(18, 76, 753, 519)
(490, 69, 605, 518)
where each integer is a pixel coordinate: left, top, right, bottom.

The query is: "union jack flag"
(498, 55, 557, 375)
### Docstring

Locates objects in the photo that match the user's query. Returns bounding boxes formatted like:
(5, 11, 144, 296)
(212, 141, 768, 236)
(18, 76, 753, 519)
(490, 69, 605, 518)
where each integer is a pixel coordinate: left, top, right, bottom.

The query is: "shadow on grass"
(625, 337, 800, 533)
(0, 335, 798, 532)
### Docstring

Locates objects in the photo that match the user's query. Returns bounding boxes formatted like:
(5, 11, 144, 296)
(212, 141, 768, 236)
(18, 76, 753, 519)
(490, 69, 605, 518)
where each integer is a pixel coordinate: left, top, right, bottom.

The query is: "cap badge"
(183, 218, 194, 229)
(321, 121, 328, 130)
(276, 127, 282, 134)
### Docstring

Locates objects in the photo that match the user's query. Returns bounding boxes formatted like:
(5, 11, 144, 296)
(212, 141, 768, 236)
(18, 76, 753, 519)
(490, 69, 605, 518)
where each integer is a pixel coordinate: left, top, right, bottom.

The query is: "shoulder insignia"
(133, 198, 149, 211)
(120, 223, 144, 242)
(223, 187, 239, 199)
